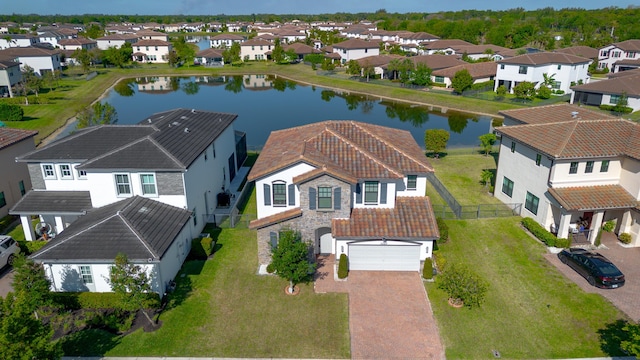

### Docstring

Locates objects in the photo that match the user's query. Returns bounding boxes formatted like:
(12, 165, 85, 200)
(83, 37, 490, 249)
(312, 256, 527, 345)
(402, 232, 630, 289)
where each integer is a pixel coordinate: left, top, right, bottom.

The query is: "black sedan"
(557, 248, 625, 289)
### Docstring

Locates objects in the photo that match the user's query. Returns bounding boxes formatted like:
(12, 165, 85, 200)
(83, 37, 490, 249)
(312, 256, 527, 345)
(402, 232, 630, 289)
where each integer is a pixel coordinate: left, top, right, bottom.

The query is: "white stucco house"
(248, 121, 439, 272)
(0, 34, 38, 49)
(96, 34, 139, 50)
(57, 37, 97, 51)
(209, 34, 244, 48)
(240, 38, 273, 61)
(494, 52, 592, 95)
(332, 38, 380, 64)
(0, 60, 22, 97)
(571, 71, 640, 113)
(132, 39, 172, 63)
(0, 47, 62, 75)
(597, 39, 640, 73)
(493, 104, 640, 246)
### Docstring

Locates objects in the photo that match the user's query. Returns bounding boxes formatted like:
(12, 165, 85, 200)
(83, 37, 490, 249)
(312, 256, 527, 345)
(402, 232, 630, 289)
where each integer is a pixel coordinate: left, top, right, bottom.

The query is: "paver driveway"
(315, 256, 444, 359)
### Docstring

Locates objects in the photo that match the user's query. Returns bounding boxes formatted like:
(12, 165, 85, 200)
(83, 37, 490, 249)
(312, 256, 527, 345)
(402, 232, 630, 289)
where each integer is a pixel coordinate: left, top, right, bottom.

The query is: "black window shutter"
(380, 183, 387, 204)
(355, 183, 362, 204)
(334, 187, 341, 209)
(309, 187, 316, 210)
(269, 231, 278, 249)
(263, 184, 271, 206)
(288, 184, 295, 206)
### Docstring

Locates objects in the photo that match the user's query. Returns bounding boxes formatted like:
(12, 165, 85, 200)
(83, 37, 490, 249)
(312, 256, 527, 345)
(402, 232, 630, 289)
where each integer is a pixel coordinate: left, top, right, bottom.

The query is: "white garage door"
(349, 243, 420, 271)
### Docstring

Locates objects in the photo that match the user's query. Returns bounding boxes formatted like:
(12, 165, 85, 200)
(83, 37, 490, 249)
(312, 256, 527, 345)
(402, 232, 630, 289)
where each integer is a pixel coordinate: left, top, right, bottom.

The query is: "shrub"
(536, 86, 551, 99)
(422, 258, 433, 280)
(51, 292, 160, 310)
(17, 240, 47, 255)
(437, 263, 488, 308)
(595, 228, 602, 247)
(554, 237, 571, 248)
(337, 254, 349, 279)
(521, 217, 568, 247)
(433, 251, 446, 272)
(603, 220, 615, 232)
(201, 237, 215, 257)
(0, 102, 24, 121)
(0, 215, 17, 233)
(266, 263, 275, 273)
(599, 104, 633, 114)
(436, 217, 449, 243)
(619, 233, 632, 244)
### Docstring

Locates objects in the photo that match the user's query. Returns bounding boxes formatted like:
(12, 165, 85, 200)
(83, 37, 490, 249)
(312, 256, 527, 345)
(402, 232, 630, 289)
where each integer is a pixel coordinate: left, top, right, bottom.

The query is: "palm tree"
(542, 73, 556, 89)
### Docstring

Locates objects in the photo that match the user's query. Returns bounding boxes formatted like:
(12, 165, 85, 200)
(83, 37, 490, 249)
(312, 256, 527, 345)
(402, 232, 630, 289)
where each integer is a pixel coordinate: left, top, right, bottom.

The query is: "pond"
(97, 75, 496, 150)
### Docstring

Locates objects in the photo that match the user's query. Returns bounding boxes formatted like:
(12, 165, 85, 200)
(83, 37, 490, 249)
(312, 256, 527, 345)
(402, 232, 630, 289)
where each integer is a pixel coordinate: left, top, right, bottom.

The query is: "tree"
(270, 229, 315, 294)
(271, 38, 285, 63)
(541, 72, 556, 88)
(478, 133, 497, 156)
(321, 58, 335, 71)
(76, 101, 118, 129)
(495, 85, 507, 98)
(102, 43, 132, 68)
(536, 86, 551, 99)
(18, 65, 41, 105)
(513, 81, 536, 101)
(172, 37, 196, 67)
(398, 58, 414, 85)
(451, 69, 474, 94)
(222, 42, 241, 64)
(480, 169, 493, 188)
(346, 60, 361, 76)
(411, 63, 432, 86)
(621, 322, 640, 357)
(614, 91, 629, 114)
(108, 253, 156, 326)
(74, 48, 92, 73)
(11, 255, 51, 320)
(424, 129, 450, 157)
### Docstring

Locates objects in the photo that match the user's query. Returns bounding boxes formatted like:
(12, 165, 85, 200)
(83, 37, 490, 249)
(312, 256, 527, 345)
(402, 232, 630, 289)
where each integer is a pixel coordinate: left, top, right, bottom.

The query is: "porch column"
(54, 216, 64, 236)
(619, 210, 632, 234)
(588, 211, 604, 244)
(557, 212, 571, 239)
(20, 215, 34, 241)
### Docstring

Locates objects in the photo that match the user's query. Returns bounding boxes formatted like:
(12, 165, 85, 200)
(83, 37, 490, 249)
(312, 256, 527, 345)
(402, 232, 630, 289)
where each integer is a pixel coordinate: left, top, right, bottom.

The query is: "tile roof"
(607, 68, 640, 79)
(0, 60, 20, 69)
(0, 46, 61, 58)
(332, 197, 439, 239)
(453, 44, 510, 55)
(333, 38, 380, 50)
(356, 54, 404, 68)
(0, 128, 37, 150)
(497, 52, 591, 66)
(571, 72, 640, 97)
(548, 185, 638, 211)
(422, 39, 472, 49)
(432, 61, 497, 79)
(196, 48, 224, 58)
(30, 196, 191, 261)
(249, 207, 303, 229)
(10, 190, 92, 215)
(409, 54, 467, 70)
(611, 39, 640, 52)
(248, 121, 434, 182)
(210, 34, 245, 40)
(58, 37, 96, 46)
(496, 119, 640, 160)
(555, 46, 598, 59)
(97, 34, 139, 40)
(241, 38, 273, 46)
(499, 103, 615, 125)
(134, 39, 171, 46)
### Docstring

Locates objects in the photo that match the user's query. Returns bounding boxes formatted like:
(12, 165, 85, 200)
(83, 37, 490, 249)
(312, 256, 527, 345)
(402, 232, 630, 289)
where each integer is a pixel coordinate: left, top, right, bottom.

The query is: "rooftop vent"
(570, 111, 579, 118)
(172, 121, 181, 126)
(147, 118, 152, 123)
(191, 109, 196, 113)
(138, 206, 150, 214)
(180, 116, 187, 120)
(184, 127, 190, 133)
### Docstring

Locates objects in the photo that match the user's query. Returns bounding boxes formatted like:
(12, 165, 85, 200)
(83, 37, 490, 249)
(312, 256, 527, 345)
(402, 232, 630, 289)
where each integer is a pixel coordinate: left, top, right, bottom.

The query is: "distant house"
(453, 44, 511, 61)
(0, 128, 38, 218)
(0, 60, 21, 97)
(431, 61, 497, 88)
(240, 38, 273, 61)
(355, 54, 405, 78)
(332, 38, 380, 64)
(209, 34, 244, 48)
(421, 39, 473, 55)
(57, 37, 97, 51)
(132, 39, 172, 63)
(196, 48, 224, 67)
(570, 72, 640, 112)
(597, 39, 640, 73)
(282, 42, 322, 60)
(555, 46, 598, 61)
(494, 52, 592, 94)
(96, 34, 139, 50)
(409, 54, 467, 71)
(0, 34, 38, 49)
(0, 47, 62, 75)
(135, 29, 169, 42)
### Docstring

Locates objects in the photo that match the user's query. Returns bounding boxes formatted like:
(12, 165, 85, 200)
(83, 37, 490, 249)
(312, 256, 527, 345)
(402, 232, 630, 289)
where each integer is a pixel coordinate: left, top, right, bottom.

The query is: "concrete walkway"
(315, 255, 445, 359)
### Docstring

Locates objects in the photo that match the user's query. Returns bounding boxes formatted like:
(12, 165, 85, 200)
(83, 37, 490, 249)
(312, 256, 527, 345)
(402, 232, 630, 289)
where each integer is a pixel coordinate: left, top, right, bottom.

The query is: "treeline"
(1, 7, 639, 48)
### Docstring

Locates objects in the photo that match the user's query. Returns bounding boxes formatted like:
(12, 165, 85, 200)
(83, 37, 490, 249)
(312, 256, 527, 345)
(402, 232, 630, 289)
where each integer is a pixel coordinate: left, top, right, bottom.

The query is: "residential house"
(195, 48, 224, 67)
(209, 34, 244, 48)
(355, 54, 404, 78)
(282, 43, 322, 61)
(0, 128, 37, 218)
(396, 32, 440, 46)
(248, 121, 439, 272)
(38, 30, 72, 48)
(453, 44, 511, 61)
(132, 39, 172, 63)
(0, 60, 21, 97)
(409, 54, 467, 71)
(0, 47, 62, 75)
(0, 34, 38, 49)
(96, 34, 139, 50)
(422, 39, 473, 55)
(494, 52, 592, 94)
(240, 39, 273, 61)
(431, 61, 497, 88)
(597, 39, 640, 72)
(555, 46, 598, 61)
(571, 72, 640, 112)
(57, 37, 97, 51)
(332, 38, 380, 64)
(11, 109, 247, 242)
(493, 104, 640, 246)
(136, 29, 169, 42)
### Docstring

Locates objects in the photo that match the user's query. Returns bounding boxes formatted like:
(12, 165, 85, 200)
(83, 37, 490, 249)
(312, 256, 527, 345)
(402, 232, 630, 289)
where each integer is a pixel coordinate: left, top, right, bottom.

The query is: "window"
(535, 154, 541, 166)
(140, 174, 157, 196)
(59, 164, 73, 179)
(75, 165, 87, 179)
(501, 177, 514, 197)
(19, 180, 25, 196)
(552, 81, 561, 90)
(557, 64, 562, 70)
(272, 183, 286, 206)
(0, 191, 5, 208)
(510, 141, 516, 153)
(525, 192, 539, 215)
(434, 76, 444, 83)
(518, 66, 527, 74)
(192, 208, 197, 226)
(585, 161, 594, 173)
(79, 266, 93, 284)
(610, 94, 620, 104)
(407, 175, 417, 190)
(114, 174, 131, 196)
(500, 64, 505, 70)
(600, 160, 610, 172)
(569, 162, 578, 174)
(42, 164, 56, 179)
(364, 181, 379, 204)
(318, 186, 332, 209)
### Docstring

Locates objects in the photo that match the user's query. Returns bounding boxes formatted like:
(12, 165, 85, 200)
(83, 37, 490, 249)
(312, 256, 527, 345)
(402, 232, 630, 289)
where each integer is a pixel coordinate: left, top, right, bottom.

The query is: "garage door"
(349, 243, 420, 271)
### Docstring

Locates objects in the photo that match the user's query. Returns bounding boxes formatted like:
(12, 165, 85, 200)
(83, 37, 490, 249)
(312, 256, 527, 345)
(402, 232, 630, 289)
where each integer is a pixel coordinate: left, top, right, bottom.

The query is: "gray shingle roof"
(30, 196, 191, 262)
(10, 190, 92, 215)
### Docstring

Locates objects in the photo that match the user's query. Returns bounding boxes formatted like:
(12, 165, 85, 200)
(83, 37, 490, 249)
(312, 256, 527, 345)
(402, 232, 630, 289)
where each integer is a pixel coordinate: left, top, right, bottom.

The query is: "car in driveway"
(557, 248, 625, 289)
(0, 235, 20, 269)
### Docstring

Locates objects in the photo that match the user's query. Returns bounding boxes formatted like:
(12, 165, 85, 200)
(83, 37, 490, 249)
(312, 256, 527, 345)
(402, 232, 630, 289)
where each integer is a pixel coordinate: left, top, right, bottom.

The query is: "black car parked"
(557, 248, 625, 289)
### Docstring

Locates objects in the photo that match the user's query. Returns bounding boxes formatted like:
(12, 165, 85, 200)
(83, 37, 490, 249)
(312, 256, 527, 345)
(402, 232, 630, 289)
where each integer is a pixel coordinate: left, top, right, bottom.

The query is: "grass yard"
(426, 217, 627, 359)
(59, 190, 350, 358)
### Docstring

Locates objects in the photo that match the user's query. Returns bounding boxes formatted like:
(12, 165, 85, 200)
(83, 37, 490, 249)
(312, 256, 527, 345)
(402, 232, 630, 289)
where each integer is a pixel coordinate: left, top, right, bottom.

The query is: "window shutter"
(263, 184, 271, 206)
(334, 187, 341, 209)
(380, 183, 387, 204)
(309, 187, 316, 210)
(355, 183, 362, 204)
(269, 231, 278, 250)
(288, 184, 295, 206)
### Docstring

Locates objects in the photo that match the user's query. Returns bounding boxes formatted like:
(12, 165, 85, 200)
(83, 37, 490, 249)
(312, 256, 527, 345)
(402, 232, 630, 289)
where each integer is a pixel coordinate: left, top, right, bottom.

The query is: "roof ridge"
(147, 135, 187, 168)
(117, 197, 160, 259)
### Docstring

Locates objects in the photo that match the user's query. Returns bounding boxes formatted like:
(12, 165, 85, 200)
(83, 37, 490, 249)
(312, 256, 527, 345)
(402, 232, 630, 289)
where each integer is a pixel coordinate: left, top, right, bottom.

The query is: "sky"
(3, 0, 637, 16)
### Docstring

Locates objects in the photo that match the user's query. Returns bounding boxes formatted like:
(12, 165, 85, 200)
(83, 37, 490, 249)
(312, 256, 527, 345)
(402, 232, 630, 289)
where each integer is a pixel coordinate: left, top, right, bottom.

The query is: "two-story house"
(248, 121, 439, 272)
(493, 104, 640, 246)
(597, 39, 640, 73)
(57, 37, 97, 52)
(494, 52, 592, 95)
(240, 38, 273, 61)
(332, 38, 380, 64)
(209, 34, 244, 48)
(0, 47, 62, 75)
(96, 34, 139, 50)
(0, 59, 21, 97)
(11, 108, 247, 241)
(571, 71, 640, 112)
(0, 34, 38, 49)
(0, 128, 37, 218)
(132, 39, 172, 63)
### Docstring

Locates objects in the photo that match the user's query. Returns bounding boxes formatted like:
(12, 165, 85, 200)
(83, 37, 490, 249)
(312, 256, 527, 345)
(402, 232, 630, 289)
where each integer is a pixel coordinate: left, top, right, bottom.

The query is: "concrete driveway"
(315, 256, 445, 359)
(545, 233, 640, 321)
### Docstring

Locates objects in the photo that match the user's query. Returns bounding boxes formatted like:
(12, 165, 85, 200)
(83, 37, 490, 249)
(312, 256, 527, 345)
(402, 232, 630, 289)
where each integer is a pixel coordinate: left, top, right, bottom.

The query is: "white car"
(0, 235, 20, 269)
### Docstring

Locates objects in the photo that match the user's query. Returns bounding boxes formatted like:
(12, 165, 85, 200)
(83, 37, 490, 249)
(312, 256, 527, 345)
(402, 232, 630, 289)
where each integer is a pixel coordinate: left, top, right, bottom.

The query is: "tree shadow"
(60, 328, 122, 356)
(597, 319, 632, 357)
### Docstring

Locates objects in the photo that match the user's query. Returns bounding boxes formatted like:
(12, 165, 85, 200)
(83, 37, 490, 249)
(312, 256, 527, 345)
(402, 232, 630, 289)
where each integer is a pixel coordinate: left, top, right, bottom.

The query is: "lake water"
(97, 75, 495, 150)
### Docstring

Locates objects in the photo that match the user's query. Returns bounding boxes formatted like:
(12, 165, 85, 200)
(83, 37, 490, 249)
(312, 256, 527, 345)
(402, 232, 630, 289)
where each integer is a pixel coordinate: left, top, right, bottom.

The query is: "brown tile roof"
(614, 59, 640, 66)
(283, 42, 321, 55)
(333, 38, 380, 50)
(0, 128, 38, 150)
(571, 73, 640, 97)
(607, 68, 640, 78)
(0, 46, 60, 58)
(241, 38, 273, 46)
(249, 207, 303, 229)
(97, 34, 139, 40)
(210, 34, 244, 40)
(611, 39, 640, 52)
(248, 121, 433, 182)
(499, 103, 615, 125)
(496, 119, 640, 160)
(498, 52, 591, 65)
(422, 39, 473, 49)
(409, 54, 467, 70)
(332, 197, 439, 239)
(432, 61, 497, 79)
(548, 185, 638, 211)
(356, 54, 404, 68)
(196, 48, 224, 58)
(397, 32, 440, 41)
(0, 60, 20, 69)
(555, 46, 598, 59)
(58, 37, 96, 46)
(134, 39, 171, 46)
(453, 44, 510, 55)
(292, 166, 357, 185)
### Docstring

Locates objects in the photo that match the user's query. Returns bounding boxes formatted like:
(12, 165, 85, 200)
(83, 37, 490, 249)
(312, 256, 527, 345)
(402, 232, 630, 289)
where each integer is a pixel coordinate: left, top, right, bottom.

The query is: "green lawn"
(60, 190, 350, 358)
(426, 217, 627, 359)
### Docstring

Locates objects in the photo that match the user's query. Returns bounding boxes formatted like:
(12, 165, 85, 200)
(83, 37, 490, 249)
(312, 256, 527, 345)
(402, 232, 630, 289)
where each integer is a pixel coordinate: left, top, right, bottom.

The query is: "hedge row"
(50, 291, 160, 310)
(436, 217, 449, 243)
(521, 217, 570, 248)
(599, 104, 633, 114)
(0, 103, 24, 121)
